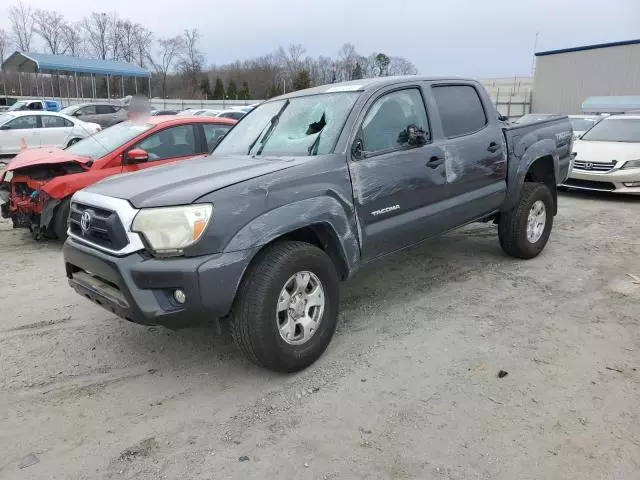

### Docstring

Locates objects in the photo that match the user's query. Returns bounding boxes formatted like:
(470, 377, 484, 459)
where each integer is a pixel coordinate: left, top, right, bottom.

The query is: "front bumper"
(64, 237, 257, 329)
(562, 168, 640, 195)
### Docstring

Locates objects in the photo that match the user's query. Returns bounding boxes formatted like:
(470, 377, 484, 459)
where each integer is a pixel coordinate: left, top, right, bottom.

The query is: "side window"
(361, 88, 430, 155)
(78, 105, 97, 115)
(432, 85, 487, 138)
(96, 105, 117, 114)
(5, 116, 39, 129)
(42, 116, 72, 128)
(28, 102, 43, 111)
(135, 125, 197, 161)
(202, 123, 233, 150)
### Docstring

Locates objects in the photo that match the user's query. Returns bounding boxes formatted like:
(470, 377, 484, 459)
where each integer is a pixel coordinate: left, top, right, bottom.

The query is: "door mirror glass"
(125, 148, 149, 163)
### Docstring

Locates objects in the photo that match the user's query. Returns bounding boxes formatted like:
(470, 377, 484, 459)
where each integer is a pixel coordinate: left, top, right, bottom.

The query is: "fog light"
(173, 289, 186, 304)
(623, 182, 640, 187)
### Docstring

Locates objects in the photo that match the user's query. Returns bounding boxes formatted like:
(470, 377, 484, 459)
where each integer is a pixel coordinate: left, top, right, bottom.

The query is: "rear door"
(349, 85, 453, 260)
(123, 124, 201, 173)
(39, 114, 75, 148)
(95, 104, 121, 127)
(0, 115, 41, 153)
(427, 83, 507, 223)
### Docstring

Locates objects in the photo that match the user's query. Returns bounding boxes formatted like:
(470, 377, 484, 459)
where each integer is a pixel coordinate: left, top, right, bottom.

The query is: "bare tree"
(149, 36, 184, 98)
(179, 29, 204, 96)
(63, 24, 84, 57)
(8, 1, 36, 51)
(107, 13, 125, 61)
(0, 28, 11, 98)
(33, 10, 69, 54)
(82, 12, 111, 60)
(388, 56, 419, 76)
(276, 43, 306, 81)
(134, 28, 153, 68)
(337, 43, 357, 81)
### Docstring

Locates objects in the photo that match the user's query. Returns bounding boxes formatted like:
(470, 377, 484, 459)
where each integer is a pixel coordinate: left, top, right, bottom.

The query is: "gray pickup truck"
(63, 76, 573, 372)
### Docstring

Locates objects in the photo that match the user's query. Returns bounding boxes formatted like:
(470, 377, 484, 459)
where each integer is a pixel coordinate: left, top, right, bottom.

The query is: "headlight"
(621, 159, 640, 170)
(132, 204, 212, 255)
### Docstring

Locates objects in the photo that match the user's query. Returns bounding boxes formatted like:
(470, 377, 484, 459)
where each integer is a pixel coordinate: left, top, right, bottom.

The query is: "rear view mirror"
(125, 148, 149, 163)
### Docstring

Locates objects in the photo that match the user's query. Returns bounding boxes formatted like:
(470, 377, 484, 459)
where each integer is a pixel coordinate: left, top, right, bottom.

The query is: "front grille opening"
(564, 178, 616, 191)
(69, 202, 129, 251)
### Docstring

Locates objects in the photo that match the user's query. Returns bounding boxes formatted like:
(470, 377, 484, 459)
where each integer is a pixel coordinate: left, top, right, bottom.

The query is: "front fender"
(224, 196, 361, 276)
(41, 169, 118, 200)
(503, 137, 558, 212)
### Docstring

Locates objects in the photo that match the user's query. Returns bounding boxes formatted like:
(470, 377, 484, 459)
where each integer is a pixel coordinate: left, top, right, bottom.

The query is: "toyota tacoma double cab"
(63, 76, 573, 372)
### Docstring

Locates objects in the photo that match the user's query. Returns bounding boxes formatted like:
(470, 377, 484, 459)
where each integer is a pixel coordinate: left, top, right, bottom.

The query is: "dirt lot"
(1, 191, 639, 480)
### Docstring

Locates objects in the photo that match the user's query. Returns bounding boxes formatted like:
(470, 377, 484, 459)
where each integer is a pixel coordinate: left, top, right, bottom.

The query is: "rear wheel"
(52, 197, 71, 240)
(498, 182, 554, 259)
(230, 241, 340, 372)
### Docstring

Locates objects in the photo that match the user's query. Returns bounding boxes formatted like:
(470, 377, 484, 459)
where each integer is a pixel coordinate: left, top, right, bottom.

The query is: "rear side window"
(432, 85, 487, 138)
(96, 105, 117, 114)
(42, 116, 73, 128)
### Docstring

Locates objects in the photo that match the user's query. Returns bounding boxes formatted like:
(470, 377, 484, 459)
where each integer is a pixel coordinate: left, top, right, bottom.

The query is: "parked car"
(150, 110, 179, 116)
(567, 114, 601, 139)
(198, 109, 246, 120)
(61, 76, 572, 372)
(177, 109, 208, 116)
(0, 116, 236, 239)
(514, 113, 561, 124)
(60, 103, 128, 128)
(0, 111, 101, 156)
(8, 99, 60, 112)
(564, 113, 640, 194)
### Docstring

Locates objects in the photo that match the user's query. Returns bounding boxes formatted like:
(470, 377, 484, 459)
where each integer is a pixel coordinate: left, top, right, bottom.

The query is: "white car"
(565, 114, 640, 195)
(568, 115, 601, 139)
(0, 111, 101, 155)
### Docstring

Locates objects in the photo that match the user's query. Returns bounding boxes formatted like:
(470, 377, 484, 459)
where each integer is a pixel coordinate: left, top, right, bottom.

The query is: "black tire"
(66, 138, 81, 147)
(230, 241, 340, 372)
(52, 197, 71, 240)
(498, 182, 554, 259)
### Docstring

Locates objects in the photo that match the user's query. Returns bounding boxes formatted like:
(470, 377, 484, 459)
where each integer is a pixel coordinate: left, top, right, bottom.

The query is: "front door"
(349, 86, 452, 260)
(123, 124, 202, 173)
(0, 115, 41, 154)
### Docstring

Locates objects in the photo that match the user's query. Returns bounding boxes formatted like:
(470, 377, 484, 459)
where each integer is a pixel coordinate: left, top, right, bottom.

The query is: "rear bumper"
(64, 237, 257, 329)
(562, 168, 640, 195)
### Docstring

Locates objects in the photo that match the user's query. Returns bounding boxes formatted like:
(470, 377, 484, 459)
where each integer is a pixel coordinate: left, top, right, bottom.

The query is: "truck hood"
(5, 147, 90, 172)
(573, 140, 640, 163)
(86, 154, 296, 208)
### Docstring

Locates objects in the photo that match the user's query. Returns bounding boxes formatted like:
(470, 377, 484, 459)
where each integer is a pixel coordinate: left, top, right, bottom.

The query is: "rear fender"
(224, 196, 361, 277)
(502, 137, 558, 212)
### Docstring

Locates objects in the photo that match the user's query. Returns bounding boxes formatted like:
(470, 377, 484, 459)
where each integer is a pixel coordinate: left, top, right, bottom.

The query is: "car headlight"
(621, 159, 640, 170)
(132, 204, 213, 255)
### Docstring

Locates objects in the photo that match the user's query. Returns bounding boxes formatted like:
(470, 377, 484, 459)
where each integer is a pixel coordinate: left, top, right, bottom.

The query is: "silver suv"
(61, 103, 128, 128)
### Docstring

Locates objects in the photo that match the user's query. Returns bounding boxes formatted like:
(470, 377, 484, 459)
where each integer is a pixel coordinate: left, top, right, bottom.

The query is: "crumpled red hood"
(4, 147, 90, 173)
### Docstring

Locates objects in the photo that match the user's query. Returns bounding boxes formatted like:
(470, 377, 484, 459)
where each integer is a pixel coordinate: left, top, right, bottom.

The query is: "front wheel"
(52, 197, 71, 240)
(498, 182, 554, 259)
(230, 241, 340, 372)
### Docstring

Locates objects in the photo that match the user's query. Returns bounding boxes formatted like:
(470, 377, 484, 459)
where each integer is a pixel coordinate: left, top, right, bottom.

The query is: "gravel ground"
(1, 191, 639, 480)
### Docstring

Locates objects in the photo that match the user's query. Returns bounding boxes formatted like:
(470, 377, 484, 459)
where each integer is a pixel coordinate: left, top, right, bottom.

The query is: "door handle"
(427, 156, 445, 168)
(487, 141, 501, 153)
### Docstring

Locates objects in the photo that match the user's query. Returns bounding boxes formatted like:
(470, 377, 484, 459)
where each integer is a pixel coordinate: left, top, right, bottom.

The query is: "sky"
(2, 0, 639, 78)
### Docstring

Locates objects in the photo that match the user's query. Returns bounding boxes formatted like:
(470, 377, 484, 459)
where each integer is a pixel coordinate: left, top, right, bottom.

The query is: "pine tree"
(238, 80, 251, 100)
(212, 77, 225, 100)
(351, 63, 363, 80)
(199, 78, 212, 99)
(226, 79, 238, 100)
(292, 70, 311, 91)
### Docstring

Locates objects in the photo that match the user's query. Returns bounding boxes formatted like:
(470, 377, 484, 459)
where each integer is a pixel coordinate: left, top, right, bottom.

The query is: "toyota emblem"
(80, 211, 92, 234)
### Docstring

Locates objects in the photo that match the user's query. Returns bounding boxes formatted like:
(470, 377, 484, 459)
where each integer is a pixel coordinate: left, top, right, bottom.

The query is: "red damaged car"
(0, 116, 236, 239)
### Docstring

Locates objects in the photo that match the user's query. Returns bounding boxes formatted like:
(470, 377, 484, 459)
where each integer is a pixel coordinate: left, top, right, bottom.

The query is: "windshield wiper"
(254, 99, 290, 156)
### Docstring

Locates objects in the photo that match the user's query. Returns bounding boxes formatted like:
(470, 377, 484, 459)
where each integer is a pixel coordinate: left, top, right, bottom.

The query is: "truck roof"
(272, 76, 474, 100)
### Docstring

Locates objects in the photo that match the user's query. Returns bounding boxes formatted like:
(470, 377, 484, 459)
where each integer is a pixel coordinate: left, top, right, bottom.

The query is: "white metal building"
(532, 39, 640, 114)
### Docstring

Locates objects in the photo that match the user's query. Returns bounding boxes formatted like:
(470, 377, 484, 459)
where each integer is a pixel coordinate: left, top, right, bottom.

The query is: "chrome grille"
(69, 202, 129, 251)
(573, 160, 616, 173)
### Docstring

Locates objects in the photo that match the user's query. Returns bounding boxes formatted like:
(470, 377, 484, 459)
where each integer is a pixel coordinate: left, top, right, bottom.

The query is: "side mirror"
(402, 125, 428, 146)
(351, 138, 364, 160)
(497, 113, 509, 122)
(73, 111, 82, 117)
(125, 148, 149, 163)
(0, 125, 9, 131)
